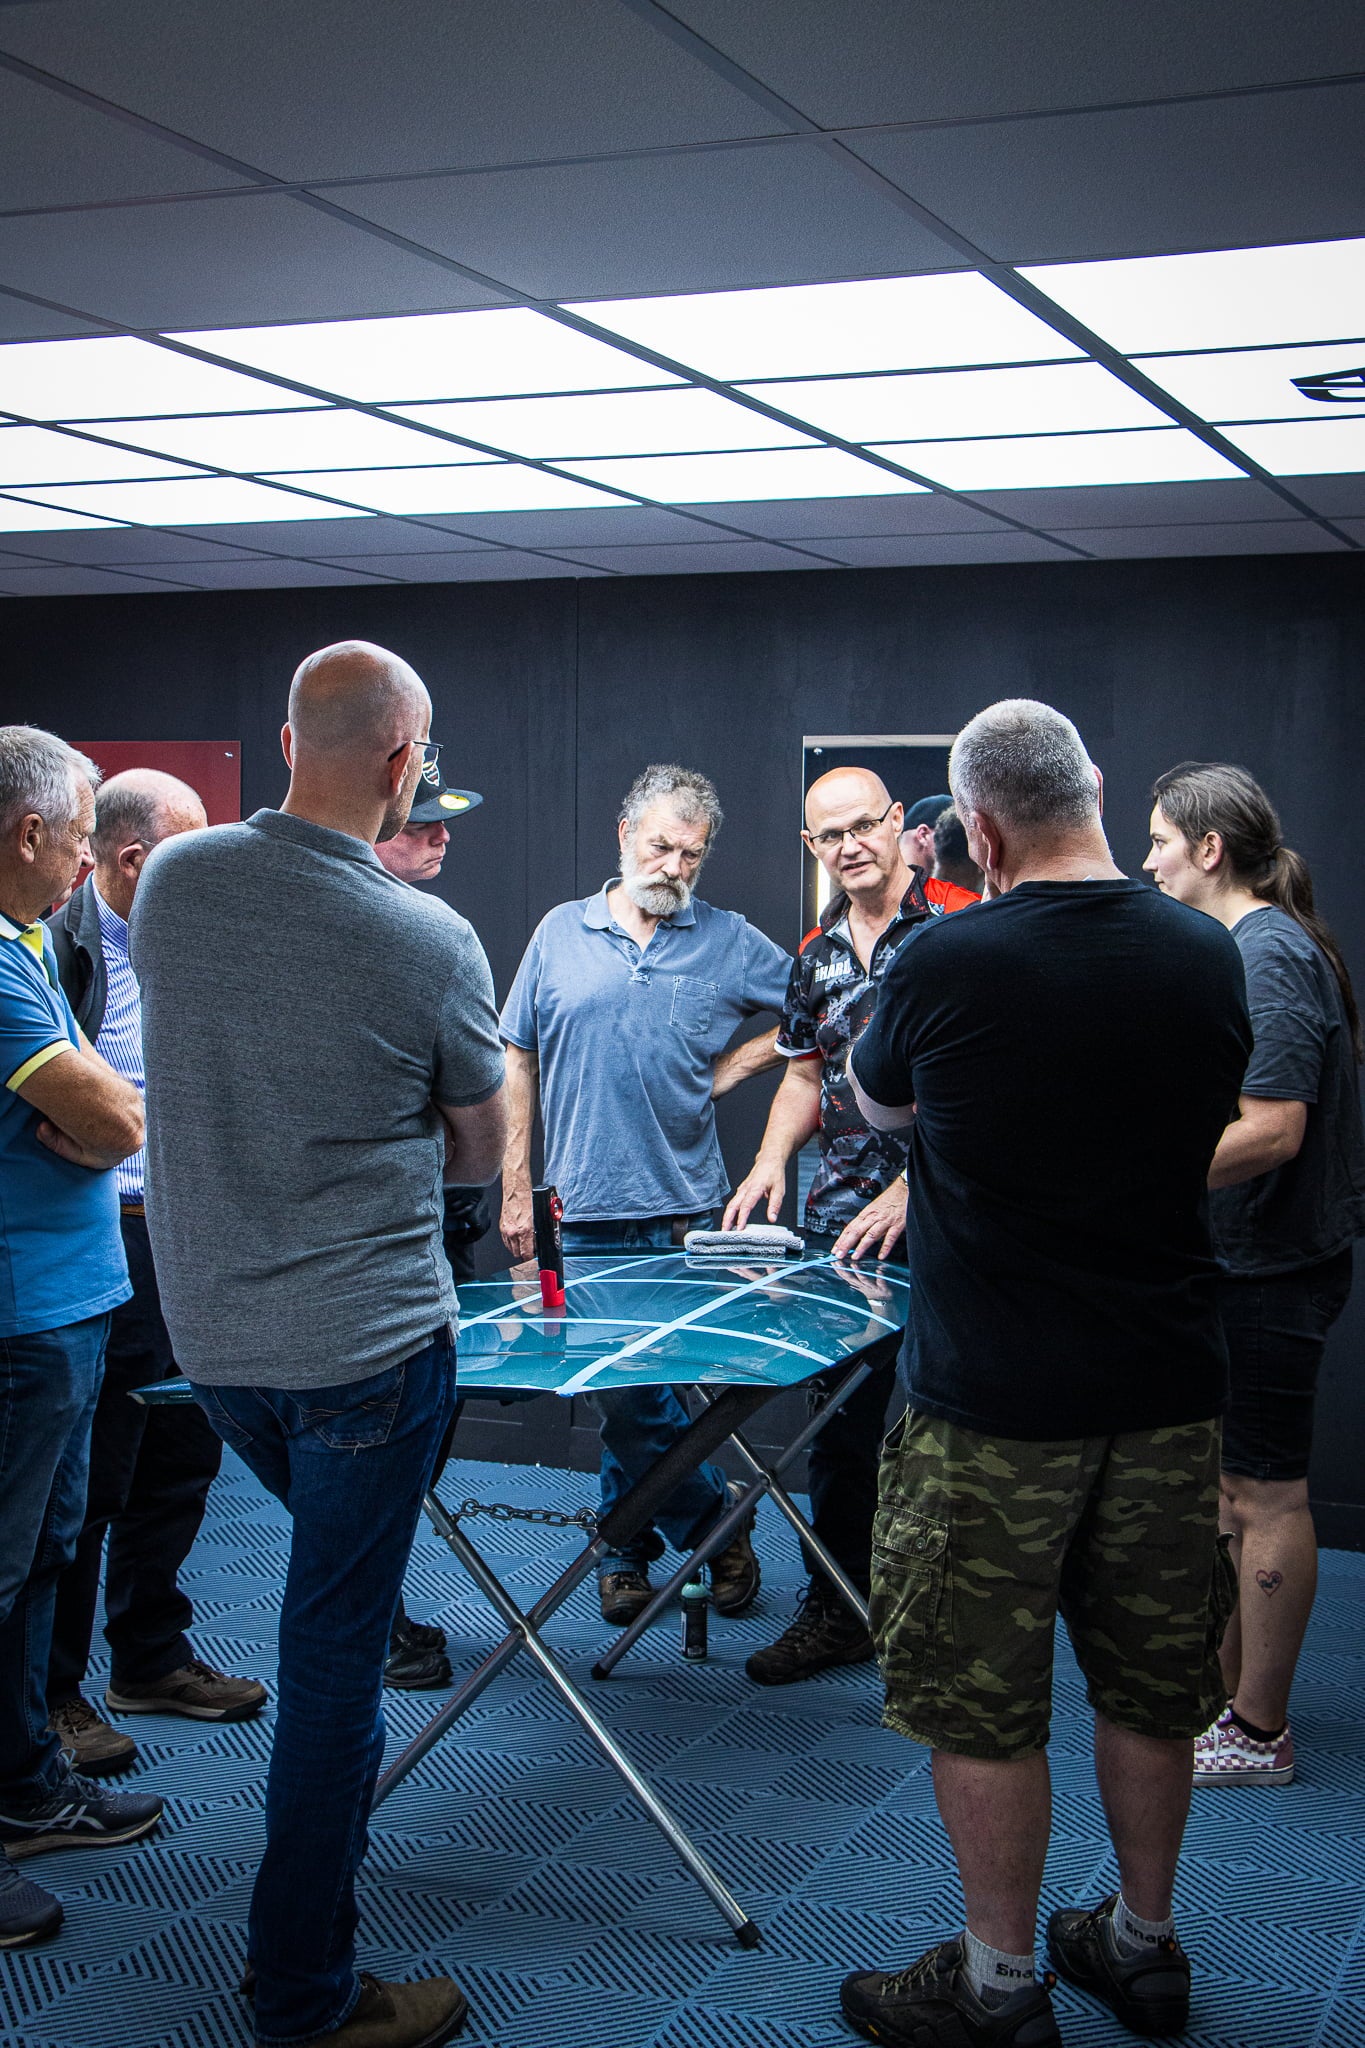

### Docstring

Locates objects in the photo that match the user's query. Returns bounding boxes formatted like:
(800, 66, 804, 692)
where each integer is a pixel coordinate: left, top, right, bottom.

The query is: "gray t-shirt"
(1209, 904, 1365, 1276)
(130, 809, 505, 1388)
(500, 883, 791, 1221)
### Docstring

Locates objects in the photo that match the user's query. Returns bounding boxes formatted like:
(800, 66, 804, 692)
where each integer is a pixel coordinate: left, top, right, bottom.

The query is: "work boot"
(254, 1973, 468, 2048)
(106, 1658, 266, 1722)
(385, 1610, 453, 1691)
(1047, 1895, 1191, 2037)
(745, 1577, 874, 1684)
(599, 1568, 653, 1627)
(47, 1695, 139, 1776)
(841, 1939, 1061, 2046)
(709, 1483, 760, 1616)
(0, 1861, 64, 1948)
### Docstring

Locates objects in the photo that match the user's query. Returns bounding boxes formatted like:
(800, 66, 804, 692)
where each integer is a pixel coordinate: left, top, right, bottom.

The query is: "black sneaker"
(745, 1577, 875, 1684)
(841, 1939, 1062, 2047)
(599, 1568, 653, 1627)
(709, 1483, 761, 1617)
(0, 1860, 63, 1947)
(0, 1767, 162, 1860)
(1047, 1895, 1190, 2037)
(384, 1611, 453, 1691)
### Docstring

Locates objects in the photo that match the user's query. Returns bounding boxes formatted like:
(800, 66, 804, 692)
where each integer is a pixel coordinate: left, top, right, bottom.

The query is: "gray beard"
(620, 854, 691, 920)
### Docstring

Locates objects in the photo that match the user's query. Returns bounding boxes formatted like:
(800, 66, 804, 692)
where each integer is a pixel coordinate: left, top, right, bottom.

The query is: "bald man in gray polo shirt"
(500, 764, 789, 1627)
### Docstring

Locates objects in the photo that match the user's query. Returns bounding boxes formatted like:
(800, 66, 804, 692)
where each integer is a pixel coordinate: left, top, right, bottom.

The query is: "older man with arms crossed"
(45, 770, 265, 1772)
(0, 729, 160, 1950)
(838, 702, 1251, 2048)
(500, 764, 789, 1625)
(725, 767, 932, 1684)
(132, 645, 505, 2048)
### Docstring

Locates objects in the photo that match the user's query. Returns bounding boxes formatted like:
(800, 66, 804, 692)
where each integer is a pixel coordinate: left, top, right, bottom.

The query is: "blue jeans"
(0, 1313, 109, 1800)
(560, 1217, 729, 1577)
(194, 1330, 458, 2047)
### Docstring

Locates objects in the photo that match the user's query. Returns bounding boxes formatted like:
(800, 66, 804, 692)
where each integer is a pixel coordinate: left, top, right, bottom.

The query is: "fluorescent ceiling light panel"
(0, 425, 204, 486)
(1023, 238, 1365, 356)
(266, 464, 625, 515)
(870, 428, 1242, 491)
(1218, 416, 1365, 476)
(564, 447, 929, 503)
(394, 386, 815, 458)
(0, 496, 124, 532)
(1132, 343, 1365, 423)
(71, 408, 486, 475)
(0, 337, 311, 422)
(739, 362, 1171, 443)
(570, 274, 1082, 382)
(180, 309, 679, 405)
(17, 476, 369, 526)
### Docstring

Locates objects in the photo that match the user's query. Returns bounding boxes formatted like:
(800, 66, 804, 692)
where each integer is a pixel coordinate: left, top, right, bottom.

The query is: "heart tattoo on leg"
(1256, 1569, 1284, 1595)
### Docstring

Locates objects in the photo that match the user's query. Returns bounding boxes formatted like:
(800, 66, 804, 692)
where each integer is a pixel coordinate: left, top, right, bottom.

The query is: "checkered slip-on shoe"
(1193, 1704, 1294, 1785)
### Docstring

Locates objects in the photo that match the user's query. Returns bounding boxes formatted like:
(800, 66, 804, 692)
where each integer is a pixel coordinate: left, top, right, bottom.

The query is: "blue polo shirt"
(501, 881, 791, 1221)
(0, 910, 129, 1337)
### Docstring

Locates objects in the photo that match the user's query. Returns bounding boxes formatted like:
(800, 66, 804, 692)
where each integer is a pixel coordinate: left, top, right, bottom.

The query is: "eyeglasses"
(802, 801, 897, 853)
(386, 738, 443, 786)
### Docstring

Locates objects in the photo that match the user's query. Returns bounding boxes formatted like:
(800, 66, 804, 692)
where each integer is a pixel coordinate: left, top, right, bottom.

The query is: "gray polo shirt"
(130, 809, 504, 1390)
(500, 881, 791, 1221)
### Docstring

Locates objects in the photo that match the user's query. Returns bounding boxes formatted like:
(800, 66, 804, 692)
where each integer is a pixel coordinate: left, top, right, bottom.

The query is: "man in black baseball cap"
(373, 775, 482, 886)
(898, 793, 953, 875)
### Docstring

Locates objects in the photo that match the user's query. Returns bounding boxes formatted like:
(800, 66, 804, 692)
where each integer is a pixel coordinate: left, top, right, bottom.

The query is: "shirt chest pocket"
(669, 974, 718, 1037)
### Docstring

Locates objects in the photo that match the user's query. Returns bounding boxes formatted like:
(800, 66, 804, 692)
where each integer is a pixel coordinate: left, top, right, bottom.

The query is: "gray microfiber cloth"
(682, 1225, 806, 1257)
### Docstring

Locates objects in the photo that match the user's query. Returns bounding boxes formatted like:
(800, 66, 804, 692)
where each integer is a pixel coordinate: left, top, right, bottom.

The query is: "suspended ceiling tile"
(0, 289, 104, 343)
(964, 478, 1292, 527)
(164, 515, 496, 556)
(330, 142, 960, 302)
(0, 561, 198, 595)
(850, 83, 1365, 265)
(155, 557, 392, 589)
(0, 64, 251, 211)
(683, 494, 1006, 537)
(1286, 475, 1365, 517)
(819, 531, 1077, 566)
(0, 193, 505, 331)
(0, 527, 264, 564)
(418, 506, 719, 546)
(320, 549, 579, 582)
(553, 540, 824, 575)
(0, 0, 787, 182)
(1055, 520, 1347, 557)
(665, 0, 1365, 127)
(404, 549, 604, 579)
(1335, 518, 1365, 542)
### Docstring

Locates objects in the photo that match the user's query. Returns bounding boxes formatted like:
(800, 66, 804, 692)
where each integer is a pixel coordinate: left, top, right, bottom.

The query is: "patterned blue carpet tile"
(2, 1457, 1363, 2048)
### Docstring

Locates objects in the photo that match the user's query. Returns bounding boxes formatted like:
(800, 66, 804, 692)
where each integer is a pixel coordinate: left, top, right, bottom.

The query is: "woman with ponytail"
(1146, 762, 1365, 1789)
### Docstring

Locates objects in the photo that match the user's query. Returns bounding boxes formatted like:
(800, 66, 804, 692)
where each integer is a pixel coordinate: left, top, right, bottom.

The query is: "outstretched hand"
(722, 1157, 786, 1233)
(832, 1180, 907, 1264)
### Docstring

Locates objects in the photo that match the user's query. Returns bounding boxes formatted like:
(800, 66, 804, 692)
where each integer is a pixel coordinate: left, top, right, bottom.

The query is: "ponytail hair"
(1152, 761, 1361, 1061)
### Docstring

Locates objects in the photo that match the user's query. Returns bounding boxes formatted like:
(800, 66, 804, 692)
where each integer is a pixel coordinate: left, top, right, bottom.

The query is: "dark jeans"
(47, 1213, 222, 1702)
(1219, 1246, 1354, 1481)
(0, 1313, 109, 1800)
(193, 1329, 458, 2047)
(560, 1215, 730, 1575)
(803, 1328, 903, 1594)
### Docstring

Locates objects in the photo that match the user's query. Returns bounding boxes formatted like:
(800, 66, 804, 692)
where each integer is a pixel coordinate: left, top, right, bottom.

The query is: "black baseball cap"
(901, 793, 952, 833)
(406, 780, 483, 826)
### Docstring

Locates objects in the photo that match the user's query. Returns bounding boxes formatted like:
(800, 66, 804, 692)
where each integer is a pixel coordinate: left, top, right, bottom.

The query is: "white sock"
(1110, 1894, 1176, 1957)
(961, 1926, 1036, 2007)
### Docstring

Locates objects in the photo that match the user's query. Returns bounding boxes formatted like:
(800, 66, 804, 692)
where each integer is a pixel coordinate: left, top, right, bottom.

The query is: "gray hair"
(91, 781, 170, 861)
(0, 725, 100, 839)
(619, 764, 723, 842)
(949, 699, 1098, 835)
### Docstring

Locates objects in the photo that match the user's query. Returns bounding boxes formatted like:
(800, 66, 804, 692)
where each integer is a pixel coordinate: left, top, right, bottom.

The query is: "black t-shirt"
(1209, 906, 1365, 1276)
(851, 880, 1252, 1440)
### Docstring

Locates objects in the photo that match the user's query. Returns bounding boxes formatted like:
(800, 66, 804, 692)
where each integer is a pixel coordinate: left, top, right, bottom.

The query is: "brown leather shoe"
(255, 1974, 467, 2048)
(709, 1486, 761, 1616)
(599, 1568, 654, 1626)
(106, 1658, 267, 1722)
(47, 1696, 139, 1775)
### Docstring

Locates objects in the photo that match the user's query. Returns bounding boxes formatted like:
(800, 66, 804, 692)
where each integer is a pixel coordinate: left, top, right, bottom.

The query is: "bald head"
(92, 768, 207, 862)
(804, 766, 892, 829)
(288, 641, 428, 760)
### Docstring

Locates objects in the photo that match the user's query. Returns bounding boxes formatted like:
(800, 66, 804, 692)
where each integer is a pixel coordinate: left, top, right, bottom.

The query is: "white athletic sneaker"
(1193, 1704, 1294, 1785)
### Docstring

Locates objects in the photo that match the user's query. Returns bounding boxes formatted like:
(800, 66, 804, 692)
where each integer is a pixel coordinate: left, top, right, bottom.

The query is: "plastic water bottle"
(681, 1578, 709, 1661)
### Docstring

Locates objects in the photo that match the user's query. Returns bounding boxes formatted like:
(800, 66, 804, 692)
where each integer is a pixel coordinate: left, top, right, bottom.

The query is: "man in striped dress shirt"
(45, 770, 266, 1774)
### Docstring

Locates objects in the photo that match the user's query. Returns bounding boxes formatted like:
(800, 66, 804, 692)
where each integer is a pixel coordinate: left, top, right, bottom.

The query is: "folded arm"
(1208, 1094, 1307, 1189)
(15, 1037, 145, 1171)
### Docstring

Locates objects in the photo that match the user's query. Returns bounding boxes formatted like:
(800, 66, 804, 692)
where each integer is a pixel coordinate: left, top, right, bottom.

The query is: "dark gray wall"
(5, 553, 1364, 1538)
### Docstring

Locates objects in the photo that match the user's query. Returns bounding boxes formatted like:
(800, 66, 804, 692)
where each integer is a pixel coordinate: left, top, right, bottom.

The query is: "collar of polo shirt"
(584, 877, 699, 931)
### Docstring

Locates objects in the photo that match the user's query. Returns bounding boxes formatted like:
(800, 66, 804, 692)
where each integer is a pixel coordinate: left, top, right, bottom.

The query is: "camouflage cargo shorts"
(868, 1409, 1236, 1761)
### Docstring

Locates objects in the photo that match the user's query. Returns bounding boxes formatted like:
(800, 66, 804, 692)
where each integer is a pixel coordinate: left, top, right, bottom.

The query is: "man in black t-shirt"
(836, 700, 1251, 2048)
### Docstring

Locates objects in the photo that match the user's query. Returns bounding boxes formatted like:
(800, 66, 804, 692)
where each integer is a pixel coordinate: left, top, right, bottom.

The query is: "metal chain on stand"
(450, 1497, 599, 1534)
